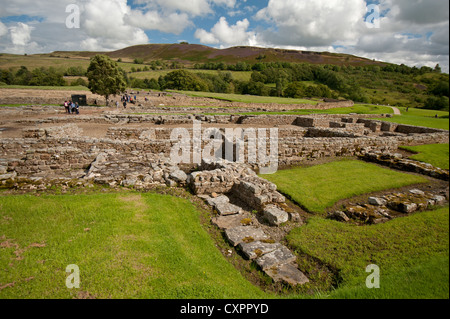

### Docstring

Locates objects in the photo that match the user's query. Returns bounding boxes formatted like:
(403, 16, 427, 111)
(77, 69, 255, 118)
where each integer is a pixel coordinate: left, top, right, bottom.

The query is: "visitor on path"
(75, 102, 79, 114)
(71, 101, 77, 114)
(68, 100, 72, 114)
(64, 100, 69, 114)
(123, 101, 127, 109)
(116, 101, 119, 108)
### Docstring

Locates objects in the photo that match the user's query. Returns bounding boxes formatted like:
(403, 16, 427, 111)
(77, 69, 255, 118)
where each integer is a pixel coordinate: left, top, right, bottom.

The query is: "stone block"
(328, 211, 350, 222)
(433, 195, 446, 206)
(265, 263, 309, 286)
(206, 195, 230, 207)
(169, 170, 187, 183)
(263, 205, 289, 226)
(368, 197, 387, 206)
(215, 202, 242, 216)
(225, 226, 269, 247)
(212, 213, 252, 230)
(255, 246, 297, 270)
(238, 241, 283, 260)
(409, 189, 425, 196)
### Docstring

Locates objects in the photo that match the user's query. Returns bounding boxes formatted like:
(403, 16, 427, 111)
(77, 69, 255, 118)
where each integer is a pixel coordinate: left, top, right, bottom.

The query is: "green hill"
(42, 43, 386, 67)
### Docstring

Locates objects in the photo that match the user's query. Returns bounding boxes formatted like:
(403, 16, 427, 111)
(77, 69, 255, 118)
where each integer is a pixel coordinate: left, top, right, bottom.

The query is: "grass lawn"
(171, 90, 319, 105)
(400, 144, 450, 170)
(0, 85, 89, 91)
(129, 70, 253, 82)
(287, 206, 449, 299)
(375, 107, 449, 130)
(0, 192, 269, 299)
(261, 160, 428, 213)
(202, 104, 393, 117)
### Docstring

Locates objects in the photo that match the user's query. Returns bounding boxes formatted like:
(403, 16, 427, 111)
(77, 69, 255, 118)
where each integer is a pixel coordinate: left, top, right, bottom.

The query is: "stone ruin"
(192, 159, 309, 286)
(1, 104, 449, 286)
(329, 188, 448, 224)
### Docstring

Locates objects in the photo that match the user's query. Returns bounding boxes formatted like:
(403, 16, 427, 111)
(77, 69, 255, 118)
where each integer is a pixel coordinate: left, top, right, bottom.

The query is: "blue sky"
(0, 0, 448, 72)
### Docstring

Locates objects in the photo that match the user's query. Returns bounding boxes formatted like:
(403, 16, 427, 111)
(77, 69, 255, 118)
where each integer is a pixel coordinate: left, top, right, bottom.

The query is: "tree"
(161, 70, 209, 92)
(284, 82, 306, 98)
(87, 55, 126, 106)
(434, 64, 442, 73)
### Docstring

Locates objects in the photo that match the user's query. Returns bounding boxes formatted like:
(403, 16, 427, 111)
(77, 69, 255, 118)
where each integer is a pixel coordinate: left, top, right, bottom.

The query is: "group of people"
(120, 94, 137, 109)
(64, 100, 79, 114)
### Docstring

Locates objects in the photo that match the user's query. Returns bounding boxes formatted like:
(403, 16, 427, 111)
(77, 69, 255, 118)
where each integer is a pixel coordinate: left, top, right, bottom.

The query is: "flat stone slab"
(255, 245, 297, 270)
(263, 205, 289, 226)
(215, 202, 242, 216)
(212, 213, 252, 230)
(265, 263, 309, 286)
(368, 197, 387, 206)
(206, 195, 230, 207)
(225, 226, 270, 247)
(238, 241, 283, 260)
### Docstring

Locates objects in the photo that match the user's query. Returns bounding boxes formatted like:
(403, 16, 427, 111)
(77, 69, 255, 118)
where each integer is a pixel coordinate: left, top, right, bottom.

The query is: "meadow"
(288, 206, 449, 299)
(400, 143, 450, 170)
(375, 107, 449, 130)
(1, 178, 447, 299)
(0, 191, 268, 299)
(261, 160, 429, 214)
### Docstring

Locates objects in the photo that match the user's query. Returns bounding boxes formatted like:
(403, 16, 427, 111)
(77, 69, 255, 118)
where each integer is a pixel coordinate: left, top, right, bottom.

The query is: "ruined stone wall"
(1, 129, 448, 177)
(316, 100, 354, 109)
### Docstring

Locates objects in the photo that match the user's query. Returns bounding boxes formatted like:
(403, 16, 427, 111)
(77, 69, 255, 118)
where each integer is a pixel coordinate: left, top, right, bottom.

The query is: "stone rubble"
(328, 187, 449, 224)
(193, 159, 309, 286)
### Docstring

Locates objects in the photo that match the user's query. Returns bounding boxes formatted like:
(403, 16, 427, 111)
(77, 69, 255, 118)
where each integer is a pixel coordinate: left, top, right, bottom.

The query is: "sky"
(0, 0, 448, 72)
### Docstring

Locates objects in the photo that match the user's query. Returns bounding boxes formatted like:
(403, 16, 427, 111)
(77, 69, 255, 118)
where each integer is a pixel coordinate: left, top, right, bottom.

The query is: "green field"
(375, 107, 449, 130)
(129, 69, 253, 82)
(261, 160, 428, 213)
(1, 186, 447, 299)
(202, 104, 393, 116)
(400, 144, 450, 170)
(0, 192, 268, 299)
(172, 90, 320, 105)
(287, 206, 449, 299)
(0, 85, 89, 91)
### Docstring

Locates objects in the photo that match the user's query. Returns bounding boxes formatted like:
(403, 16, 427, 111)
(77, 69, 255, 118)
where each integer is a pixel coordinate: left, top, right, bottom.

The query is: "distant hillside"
(50, 43, 387, 67)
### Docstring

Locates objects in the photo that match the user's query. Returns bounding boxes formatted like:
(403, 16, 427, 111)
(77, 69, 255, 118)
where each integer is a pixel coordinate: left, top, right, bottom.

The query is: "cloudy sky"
(0, 0, 448, 72)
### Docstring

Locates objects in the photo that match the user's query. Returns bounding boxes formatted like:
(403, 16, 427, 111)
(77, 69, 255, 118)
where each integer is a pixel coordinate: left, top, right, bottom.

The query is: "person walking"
(64, 100, 69, 114)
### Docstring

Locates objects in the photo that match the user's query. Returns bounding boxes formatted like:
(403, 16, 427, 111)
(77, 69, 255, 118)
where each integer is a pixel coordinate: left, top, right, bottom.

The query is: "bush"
(71, 77, 88, 87)
(424, 96, 449, 111)
(161, 70, 209, 92)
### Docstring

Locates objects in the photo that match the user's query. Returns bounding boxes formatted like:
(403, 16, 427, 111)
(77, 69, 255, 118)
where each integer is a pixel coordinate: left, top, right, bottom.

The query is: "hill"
(48, 43, 386, 67)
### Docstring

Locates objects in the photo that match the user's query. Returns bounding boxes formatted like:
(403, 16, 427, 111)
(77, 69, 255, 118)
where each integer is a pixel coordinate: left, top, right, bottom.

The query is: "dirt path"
(390, 106, 402, 115)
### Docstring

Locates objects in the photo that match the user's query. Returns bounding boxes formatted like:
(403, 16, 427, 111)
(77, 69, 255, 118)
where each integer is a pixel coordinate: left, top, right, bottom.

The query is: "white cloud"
(128, 10, 192, 34)
(255, 0, 367, 47)
(212, 0, 236, 8)
(9, 22, 34, 46)
(80, 0, 149, 51)
(195, 17, 256, 47)
(0, 21, 8, 37)
(134, 0, 236, 17)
